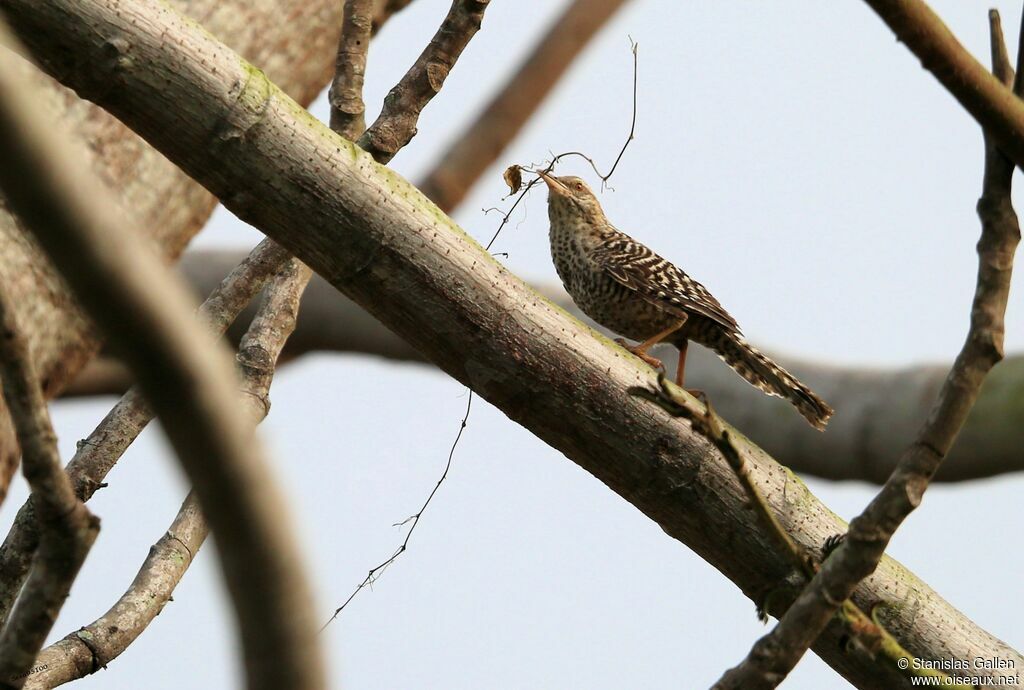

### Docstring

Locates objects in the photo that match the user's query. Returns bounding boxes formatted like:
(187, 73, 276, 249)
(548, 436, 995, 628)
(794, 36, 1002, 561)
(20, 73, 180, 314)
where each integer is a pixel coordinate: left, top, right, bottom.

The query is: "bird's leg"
(616, 318, 687, 372)
(675, 339, 707, 399)
(675, 340, 688, 387)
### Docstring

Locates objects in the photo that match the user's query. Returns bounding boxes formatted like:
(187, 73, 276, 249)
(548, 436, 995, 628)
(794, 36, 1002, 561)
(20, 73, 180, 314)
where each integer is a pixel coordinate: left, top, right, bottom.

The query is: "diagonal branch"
(0, 27, 323, 690)
(22, 258, 311, 690)
(0, 256, 99, 690)
(5, 1, 1019, 686)
(861, 0, 1024, 169)
(711, 10, 1022, 688)
(358, 0, 491, 163)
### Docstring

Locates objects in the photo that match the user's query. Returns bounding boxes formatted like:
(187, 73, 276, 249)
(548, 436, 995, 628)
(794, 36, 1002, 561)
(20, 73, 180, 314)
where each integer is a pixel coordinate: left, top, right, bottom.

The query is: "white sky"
(3, 1, 1023, 688)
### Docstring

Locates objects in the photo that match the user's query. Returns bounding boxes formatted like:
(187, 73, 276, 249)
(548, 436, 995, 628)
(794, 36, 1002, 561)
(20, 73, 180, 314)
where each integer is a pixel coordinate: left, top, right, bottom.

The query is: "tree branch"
(862, 0, 1024, 169)
(417, 0, 630, 212)
(0, 221, 98, 689)
(22, 258, 310, 690)
(329, 0, 373, 139)
(0, 35, 323, 690)
(358, 0, 491, 163)
(712, 10, 1022, 687)
(6, 1, 1019, 686)
(0, 238, 290, 626)
(0, 0, 356, 513)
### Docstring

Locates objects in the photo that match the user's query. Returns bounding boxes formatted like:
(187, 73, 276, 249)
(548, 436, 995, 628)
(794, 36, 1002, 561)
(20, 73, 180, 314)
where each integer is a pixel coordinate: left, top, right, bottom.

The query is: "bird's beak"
(537, 170, 569, 196)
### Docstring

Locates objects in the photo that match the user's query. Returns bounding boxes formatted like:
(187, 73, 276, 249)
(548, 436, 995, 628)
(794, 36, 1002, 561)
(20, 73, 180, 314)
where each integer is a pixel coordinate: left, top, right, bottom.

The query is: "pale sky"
(3, 1, 1023, 688)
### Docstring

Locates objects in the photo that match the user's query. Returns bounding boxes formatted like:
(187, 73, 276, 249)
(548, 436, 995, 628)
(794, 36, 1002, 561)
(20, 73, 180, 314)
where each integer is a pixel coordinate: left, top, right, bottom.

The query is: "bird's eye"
(575, 182, 583, 191)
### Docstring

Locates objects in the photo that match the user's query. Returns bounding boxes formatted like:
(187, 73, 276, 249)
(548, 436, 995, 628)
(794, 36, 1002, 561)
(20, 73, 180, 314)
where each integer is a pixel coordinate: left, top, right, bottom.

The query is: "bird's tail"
(707, 334, 833, 430)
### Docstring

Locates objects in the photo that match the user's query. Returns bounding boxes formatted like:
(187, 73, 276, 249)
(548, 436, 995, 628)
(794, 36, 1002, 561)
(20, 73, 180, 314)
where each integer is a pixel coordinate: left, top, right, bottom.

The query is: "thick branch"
(418, 0, 630, 212)
(713, 10, 1022, 687)
(358, 0, 491, 163)
(5, 1, 1019, 686)
(0, 239, 290, 626)
(0, 215, 98, 689)
(0, 38, 322, 690)
(0, 0, 350, 512)
(24, 259, 310, 690)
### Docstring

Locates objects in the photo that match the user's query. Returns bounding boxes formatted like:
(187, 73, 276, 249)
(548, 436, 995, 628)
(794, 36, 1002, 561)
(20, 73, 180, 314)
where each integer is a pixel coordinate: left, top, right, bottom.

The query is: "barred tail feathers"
(708, 333, 833, 430)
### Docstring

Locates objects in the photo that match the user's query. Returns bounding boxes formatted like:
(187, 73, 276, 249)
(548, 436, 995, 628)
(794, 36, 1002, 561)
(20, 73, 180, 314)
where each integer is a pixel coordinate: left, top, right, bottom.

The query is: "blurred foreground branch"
(0, 0, 355, 512)
(0, 30, 322, 690)
(23, 259, 311, 690)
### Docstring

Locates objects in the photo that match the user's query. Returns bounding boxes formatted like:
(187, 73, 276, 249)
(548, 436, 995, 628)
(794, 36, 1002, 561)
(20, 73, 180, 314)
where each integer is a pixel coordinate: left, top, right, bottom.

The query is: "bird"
(538, 171, 833, 430)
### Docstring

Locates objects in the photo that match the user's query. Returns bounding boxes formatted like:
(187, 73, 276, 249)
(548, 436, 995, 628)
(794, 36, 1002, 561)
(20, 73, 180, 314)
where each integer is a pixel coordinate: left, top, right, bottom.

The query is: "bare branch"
(358, 0, 491, 163)
(0, 238, 290, 626)
(22, 259, 310, 690)
(862, 0, 1024, 169)
(329, 0, 373, 139)
(711, 10, 1022, 687)
(418, 0, 631, 211)
(0, 244, 98, 689)
(0, 32, 323, 690)
(7, 2, 1020, 685)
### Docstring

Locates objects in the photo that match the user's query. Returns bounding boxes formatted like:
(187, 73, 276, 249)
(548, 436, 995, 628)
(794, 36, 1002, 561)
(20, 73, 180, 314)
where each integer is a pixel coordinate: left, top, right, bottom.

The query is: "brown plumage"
(540, 172, 833, 430)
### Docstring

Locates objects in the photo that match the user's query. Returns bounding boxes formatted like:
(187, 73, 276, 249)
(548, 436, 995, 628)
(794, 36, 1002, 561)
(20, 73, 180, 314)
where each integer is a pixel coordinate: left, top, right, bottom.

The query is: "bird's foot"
(615, 338, 664, 372)
(822, 533, 846, 559)
(685, 388, 707, 402)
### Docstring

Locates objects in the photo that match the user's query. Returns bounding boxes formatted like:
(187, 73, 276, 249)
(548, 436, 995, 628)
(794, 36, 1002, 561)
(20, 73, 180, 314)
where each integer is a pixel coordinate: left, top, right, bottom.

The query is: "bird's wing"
(592, 236, 741, 333)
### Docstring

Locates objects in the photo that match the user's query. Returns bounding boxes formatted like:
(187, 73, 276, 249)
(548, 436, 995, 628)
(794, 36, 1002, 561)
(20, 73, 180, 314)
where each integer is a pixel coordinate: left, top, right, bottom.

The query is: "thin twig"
(487, 40, 639, 251)
(22, 259, 311, 690)
(329, 0, 373, 139)
(0, 277, 99, 690)
(0, 238, 290, 625)
(321, 391, 472, 629)
(710, 10, 1022, 688)
(418, 0, 632, 212)
(358, 0, 492, 163)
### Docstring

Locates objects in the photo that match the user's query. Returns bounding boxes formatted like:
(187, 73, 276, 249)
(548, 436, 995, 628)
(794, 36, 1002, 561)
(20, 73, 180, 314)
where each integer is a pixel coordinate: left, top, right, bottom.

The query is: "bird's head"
(538, 172, 605, 223)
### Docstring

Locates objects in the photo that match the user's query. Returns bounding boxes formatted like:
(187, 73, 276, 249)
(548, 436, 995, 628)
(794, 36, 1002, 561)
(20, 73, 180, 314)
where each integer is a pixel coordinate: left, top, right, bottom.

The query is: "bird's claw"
(615, 338, 664, 371)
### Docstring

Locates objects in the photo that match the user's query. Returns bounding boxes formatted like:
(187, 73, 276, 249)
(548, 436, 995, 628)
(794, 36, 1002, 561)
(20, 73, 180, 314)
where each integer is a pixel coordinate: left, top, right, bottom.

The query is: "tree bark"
(4, 1, 1020, 687)
(0, 0, 349, 506)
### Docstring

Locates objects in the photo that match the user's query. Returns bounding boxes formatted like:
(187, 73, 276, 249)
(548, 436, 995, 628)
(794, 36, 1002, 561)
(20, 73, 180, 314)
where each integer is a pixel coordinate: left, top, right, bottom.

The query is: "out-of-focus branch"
(371, 0, 416, 34)
(0, 38, 322, 690)
(358, 0, 491, 163)
(82, 252, 1024, 484)
(0, 239, 289, 626)
(10, 2, 1020, 685)
(24, 259, 311, 690)
(0, 256, 98, 689)
(418, 0, 630, 212)
(0, 0, 351, 513)
(329, 0, 373, 138)
(713, 11, 1022, 688)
